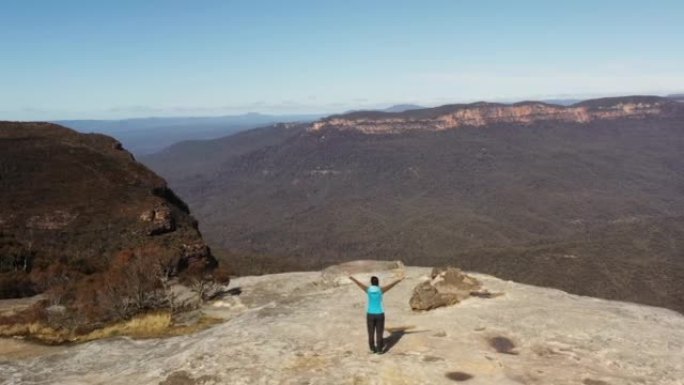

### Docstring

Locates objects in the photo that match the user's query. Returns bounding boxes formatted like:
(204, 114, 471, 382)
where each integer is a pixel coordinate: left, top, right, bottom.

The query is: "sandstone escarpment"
(311, 96, 681, 134)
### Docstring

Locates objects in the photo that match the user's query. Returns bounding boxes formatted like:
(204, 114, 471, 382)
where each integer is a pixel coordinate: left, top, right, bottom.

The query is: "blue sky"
(1, 0, 683, 120)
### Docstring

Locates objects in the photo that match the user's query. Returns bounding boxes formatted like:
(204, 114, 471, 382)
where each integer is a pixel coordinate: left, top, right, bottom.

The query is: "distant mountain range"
(382, 104, 425, 112)
(55, 113, 323, 155)
(540, 98, 582, 106)
(142, 95, 684, 313)
(668, 93, 684, 102)
(54, 96, 684, 156)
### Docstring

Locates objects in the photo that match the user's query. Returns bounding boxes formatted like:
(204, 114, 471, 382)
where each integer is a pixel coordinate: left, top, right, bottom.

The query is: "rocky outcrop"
(310, 96, 682, 134)
(0, 121, 217, 300)
(409, 267, 482, 310)
(139, 205, 176, 235)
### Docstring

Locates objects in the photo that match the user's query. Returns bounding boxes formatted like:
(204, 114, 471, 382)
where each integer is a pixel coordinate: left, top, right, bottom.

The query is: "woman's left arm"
(381, 274, 405, 293)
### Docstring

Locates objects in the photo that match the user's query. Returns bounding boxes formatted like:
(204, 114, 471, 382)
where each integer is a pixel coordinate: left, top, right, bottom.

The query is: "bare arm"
(348, 276, 369, 292)
(380, 277, 404, 293)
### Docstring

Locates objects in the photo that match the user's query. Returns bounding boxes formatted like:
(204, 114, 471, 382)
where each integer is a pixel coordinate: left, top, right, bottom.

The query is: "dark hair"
(370, 276, 379, 286)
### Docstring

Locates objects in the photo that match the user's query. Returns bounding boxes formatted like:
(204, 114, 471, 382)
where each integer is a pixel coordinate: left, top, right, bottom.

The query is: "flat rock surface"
(1, 266, 683, 385)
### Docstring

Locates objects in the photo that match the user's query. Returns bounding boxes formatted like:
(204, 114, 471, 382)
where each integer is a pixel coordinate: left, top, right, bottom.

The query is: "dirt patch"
(445, 371, 473, 381)
(160, 371, 195, 385)
(159, 370, 217, 385)
(422, 355, 444, 362)
(469, 290, 504, 299)
(583, 379, 610, 385)
(489, 336, 518, 355)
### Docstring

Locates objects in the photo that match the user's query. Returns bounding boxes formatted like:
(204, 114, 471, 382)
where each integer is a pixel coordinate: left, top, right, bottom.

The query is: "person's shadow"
(383, 326, 421, 353)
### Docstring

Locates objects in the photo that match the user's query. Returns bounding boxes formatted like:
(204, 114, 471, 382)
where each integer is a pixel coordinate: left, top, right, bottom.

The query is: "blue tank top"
(367, 285, 384, 314)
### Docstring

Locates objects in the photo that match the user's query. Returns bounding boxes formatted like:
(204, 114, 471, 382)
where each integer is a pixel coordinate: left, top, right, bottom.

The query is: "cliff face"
(311, 96, 680, 134)
(0, 122, 216, 299)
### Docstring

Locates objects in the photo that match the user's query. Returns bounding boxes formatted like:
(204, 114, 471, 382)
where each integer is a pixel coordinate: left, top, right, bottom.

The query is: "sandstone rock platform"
(2, 264, 683, 385)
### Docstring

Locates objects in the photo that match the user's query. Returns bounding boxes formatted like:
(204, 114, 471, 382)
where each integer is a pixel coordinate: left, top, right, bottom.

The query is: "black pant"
(366, 313, 385, 352)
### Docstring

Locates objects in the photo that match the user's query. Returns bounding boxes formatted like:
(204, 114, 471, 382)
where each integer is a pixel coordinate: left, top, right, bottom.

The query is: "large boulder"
(409, 267, 481, 310)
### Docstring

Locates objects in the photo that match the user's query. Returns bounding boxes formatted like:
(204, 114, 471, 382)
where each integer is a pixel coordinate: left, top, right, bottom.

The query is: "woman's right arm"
(348, 276, 369, 291)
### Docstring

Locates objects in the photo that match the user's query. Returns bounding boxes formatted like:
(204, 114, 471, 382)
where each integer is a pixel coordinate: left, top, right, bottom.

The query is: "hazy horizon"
(4, 92, 680, 122)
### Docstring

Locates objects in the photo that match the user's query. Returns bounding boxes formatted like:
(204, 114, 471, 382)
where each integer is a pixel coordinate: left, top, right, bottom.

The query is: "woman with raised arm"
(348, 272, 405, 354)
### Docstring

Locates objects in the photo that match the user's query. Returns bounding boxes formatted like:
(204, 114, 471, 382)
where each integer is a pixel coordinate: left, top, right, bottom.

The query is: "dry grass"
(79, 312, 223, 341)
(78, 312, 173, 342)
(0, 322, 66, 344)
(0, 311, 224, 344)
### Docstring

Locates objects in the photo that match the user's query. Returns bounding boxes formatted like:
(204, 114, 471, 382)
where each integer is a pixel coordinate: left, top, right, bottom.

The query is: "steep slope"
(141, 122, 306, 182)
(0, 121, 216, 300)
(2, 264, 683, 384)
(144, 96, 684, 313)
